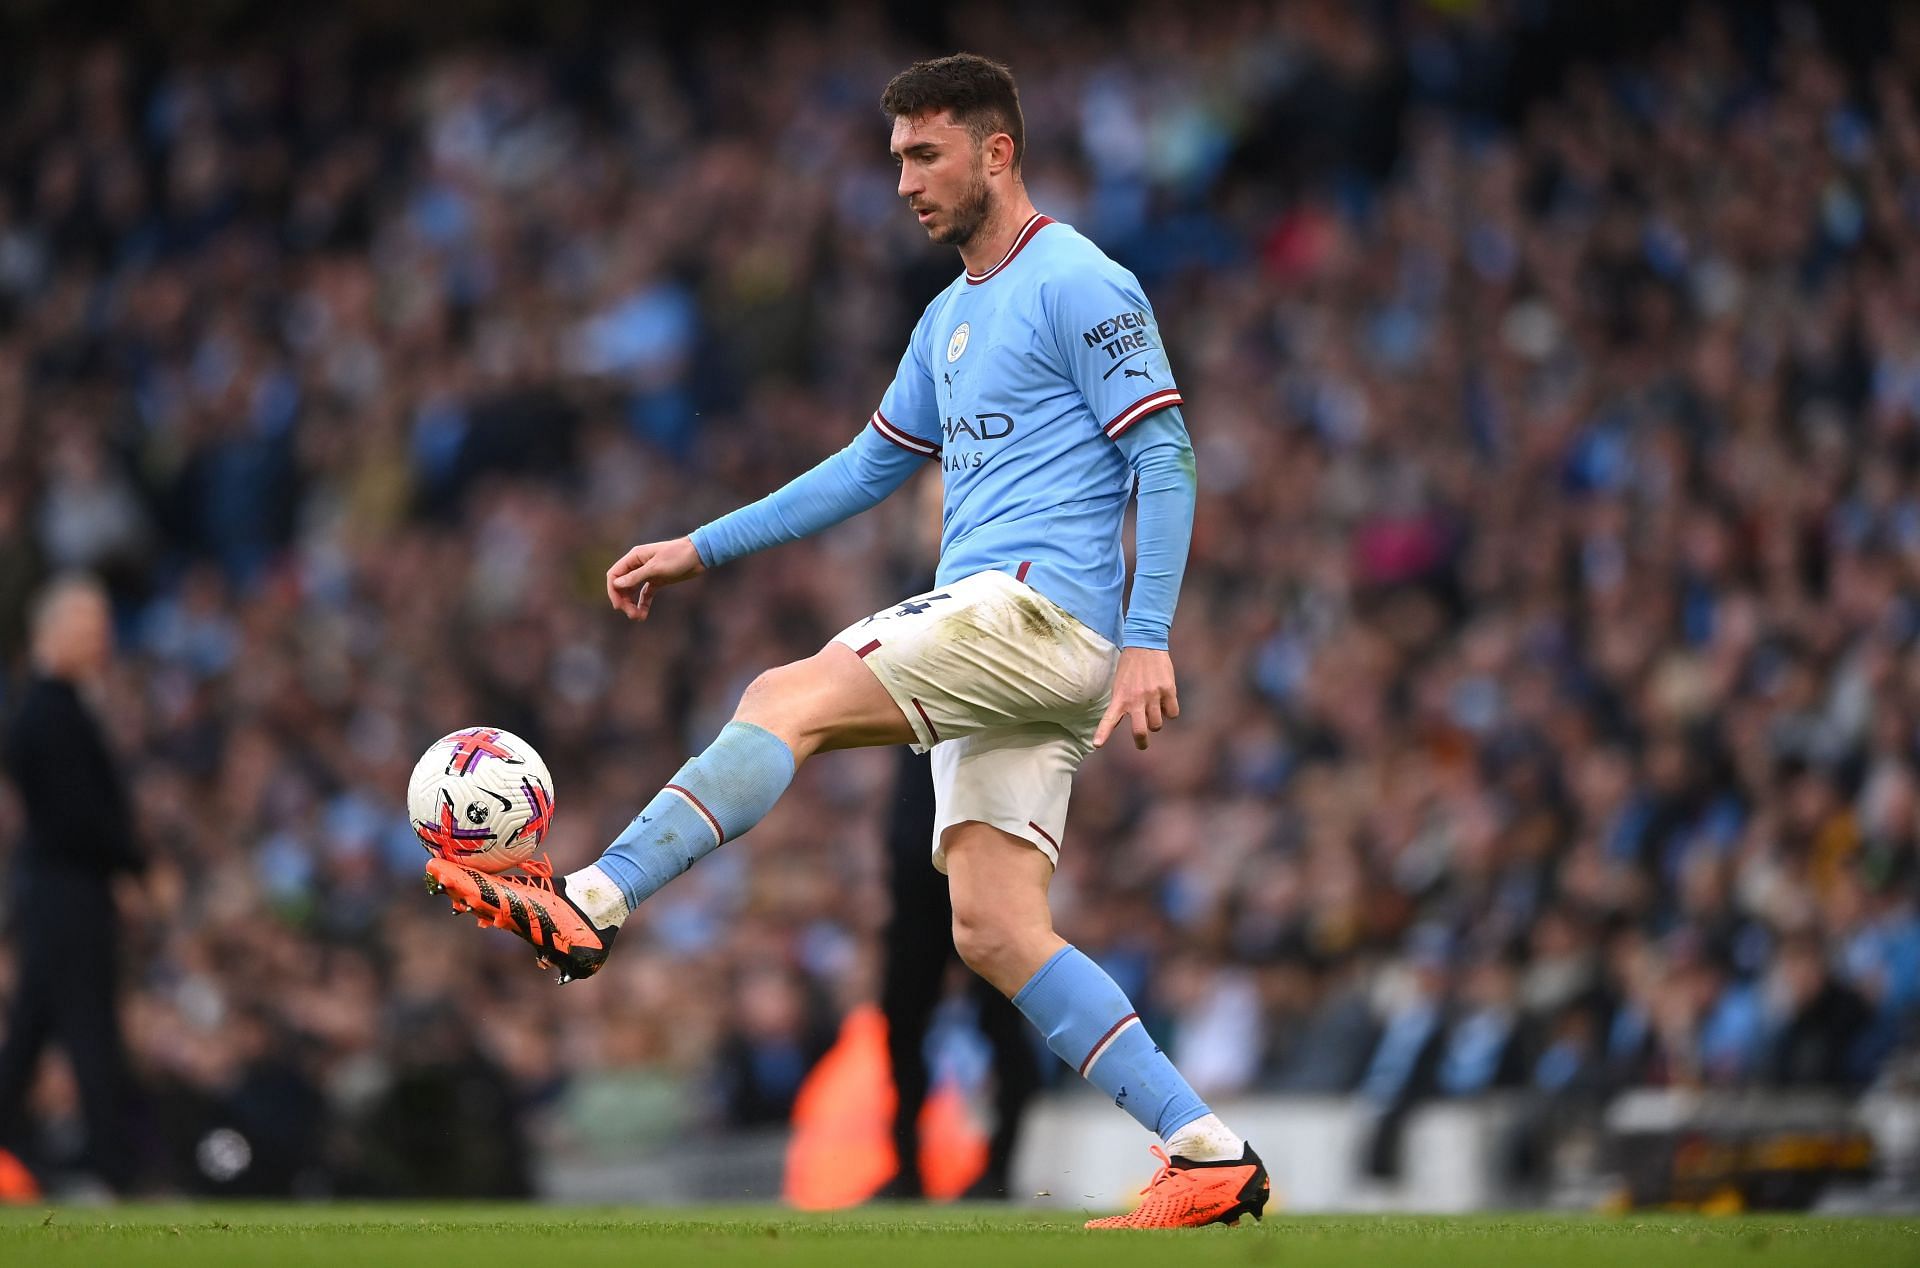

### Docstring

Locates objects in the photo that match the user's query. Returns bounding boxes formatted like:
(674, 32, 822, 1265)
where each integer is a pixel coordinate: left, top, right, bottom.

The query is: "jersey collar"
(965, 213, 1054, 285)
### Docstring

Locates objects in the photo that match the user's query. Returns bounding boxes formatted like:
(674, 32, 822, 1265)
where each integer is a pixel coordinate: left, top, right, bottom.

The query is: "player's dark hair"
(881, 53, 1024, 169)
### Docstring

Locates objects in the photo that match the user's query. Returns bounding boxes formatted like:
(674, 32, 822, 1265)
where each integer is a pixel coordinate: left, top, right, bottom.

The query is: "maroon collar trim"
(965, 213, 1053, 285)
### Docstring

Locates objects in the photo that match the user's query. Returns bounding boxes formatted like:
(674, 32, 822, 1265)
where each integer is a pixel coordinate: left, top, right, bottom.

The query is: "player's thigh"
(942, 822, 1056, 927)
(733, 642, 915, 756)
(941, 820, 1062, 994)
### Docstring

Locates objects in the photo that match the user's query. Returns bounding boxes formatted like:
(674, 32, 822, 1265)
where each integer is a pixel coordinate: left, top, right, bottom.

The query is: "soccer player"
(426, 53, 1268, 1229)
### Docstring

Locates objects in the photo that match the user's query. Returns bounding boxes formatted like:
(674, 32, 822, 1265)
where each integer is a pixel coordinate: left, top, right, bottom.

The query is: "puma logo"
(1124, 365, 1154, 382)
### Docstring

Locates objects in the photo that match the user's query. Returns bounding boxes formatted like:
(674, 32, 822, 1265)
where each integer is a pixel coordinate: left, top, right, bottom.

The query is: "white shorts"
(832, 569, 1117, 871)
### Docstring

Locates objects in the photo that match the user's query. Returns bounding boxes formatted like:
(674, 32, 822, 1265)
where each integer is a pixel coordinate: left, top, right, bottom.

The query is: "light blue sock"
(1011, 944, 1209, 1141)
(595, 721, 795, 910)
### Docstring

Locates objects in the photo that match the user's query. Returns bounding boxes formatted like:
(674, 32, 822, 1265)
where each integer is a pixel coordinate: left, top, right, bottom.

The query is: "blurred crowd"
(2, 0, 1919, 1195)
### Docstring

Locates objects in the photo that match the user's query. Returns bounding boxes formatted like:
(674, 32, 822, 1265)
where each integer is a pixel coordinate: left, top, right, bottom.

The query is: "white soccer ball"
(407, 726, 555, 874)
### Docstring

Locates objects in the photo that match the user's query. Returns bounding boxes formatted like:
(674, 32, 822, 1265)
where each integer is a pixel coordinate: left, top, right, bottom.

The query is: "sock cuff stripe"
(1078, 1011, 1140, 1077)
(664, 784, 725, 845)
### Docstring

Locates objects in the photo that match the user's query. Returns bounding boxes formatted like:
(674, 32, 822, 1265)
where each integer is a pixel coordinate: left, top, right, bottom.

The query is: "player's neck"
(958, 195, 1040, 276)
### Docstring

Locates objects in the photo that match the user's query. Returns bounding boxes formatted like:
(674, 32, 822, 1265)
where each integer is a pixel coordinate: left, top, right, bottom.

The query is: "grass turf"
(1, 1205, 1915, 1267)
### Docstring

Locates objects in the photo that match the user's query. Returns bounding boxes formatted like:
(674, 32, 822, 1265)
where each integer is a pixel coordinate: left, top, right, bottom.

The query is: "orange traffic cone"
(917, 1076, 988, 1201)
(782, 1003, 988, 1208)
(0, 1148, 40, 1203)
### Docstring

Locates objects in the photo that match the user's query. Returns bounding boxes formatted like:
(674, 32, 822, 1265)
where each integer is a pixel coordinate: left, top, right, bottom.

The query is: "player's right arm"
(604, 425, 928, 619)
(607, 311, 944, 621)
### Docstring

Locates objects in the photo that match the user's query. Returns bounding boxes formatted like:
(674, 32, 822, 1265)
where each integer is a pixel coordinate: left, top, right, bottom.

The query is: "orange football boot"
(1084, 1143, 1271, 1230)
(424, 855, 617, 984)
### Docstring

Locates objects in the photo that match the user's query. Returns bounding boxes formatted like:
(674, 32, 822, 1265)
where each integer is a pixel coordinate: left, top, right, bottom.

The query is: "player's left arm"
(1094, 407, 1195, 749)
(1041, 265, 1196, 750)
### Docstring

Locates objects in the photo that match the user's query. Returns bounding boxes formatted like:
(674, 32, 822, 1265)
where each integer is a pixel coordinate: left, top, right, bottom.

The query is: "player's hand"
(606, 536, 706, 621)
(1094, 647, 1180, 750)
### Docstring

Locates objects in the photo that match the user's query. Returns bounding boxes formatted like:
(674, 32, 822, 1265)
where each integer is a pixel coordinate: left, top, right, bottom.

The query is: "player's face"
(891, 111, 992, 249)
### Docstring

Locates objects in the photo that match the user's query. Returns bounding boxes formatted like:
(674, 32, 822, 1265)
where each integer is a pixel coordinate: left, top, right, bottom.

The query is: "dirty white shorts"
(832, 568, 1117, 871)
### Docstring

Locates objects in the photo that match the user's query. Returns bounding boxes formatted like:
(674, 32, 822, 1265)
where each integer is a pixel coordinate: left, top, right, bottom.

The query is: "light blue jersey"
(869, 214, 1185, 643)
(692, 213, 1195, 648)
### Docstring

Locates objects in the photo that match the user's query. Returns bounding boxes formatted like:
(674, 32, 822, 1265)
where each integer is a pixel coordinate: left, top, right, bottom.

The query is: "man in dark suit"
(0, 575, 145, 1191)
(876, 481, 1038, 1201)
(878, 745, 1039, 1199)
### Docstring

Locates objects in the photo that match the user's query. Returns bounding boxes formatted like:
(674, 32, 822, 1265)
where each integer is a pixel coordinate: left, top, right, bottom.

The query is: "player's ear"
(984, 130, 1016, 177)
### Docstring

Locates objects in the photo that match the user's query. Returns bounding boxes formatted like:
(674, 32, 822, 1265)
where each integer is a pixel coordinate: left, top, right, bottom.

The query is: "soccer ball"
(407, 726, 555, 874)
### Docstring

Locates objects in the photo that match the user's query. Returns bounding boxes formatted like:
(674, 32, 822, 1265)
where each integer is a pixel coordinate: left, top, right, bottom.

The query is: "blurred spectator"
(1434, 951, 1530, 1098)
(714, 965, 835, 1129)
(0, 576, 145, 1191)
(343, 1000, 533, 1199)
(1764, 932, 1875, 1088)
(1359, 927, 1450, 1178)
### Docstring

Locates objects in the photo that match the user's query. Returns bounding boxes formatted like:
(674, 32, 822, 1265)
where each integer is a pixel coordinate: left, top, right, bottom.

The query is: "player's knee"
(950, 906, 1018, 980)
(736, 664, 791, 713)
(952, 898, 1052, 987)
(734, 662, 822, 741)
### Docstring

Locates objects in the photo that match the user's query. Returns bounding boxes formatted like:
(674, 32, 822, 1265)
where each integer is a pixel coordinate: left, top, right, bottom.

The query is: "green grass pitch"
(1, 1205, 1915, 1267)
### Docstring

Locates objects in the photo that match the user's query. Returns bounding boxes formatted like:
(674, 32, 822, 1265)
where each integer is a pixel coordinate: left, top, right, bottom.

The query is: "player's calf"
(427, 642, 918, 981)
(568, 643, 912, 927)
(570, 718, 798, 928)
(944, 828, 1256, 1221)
